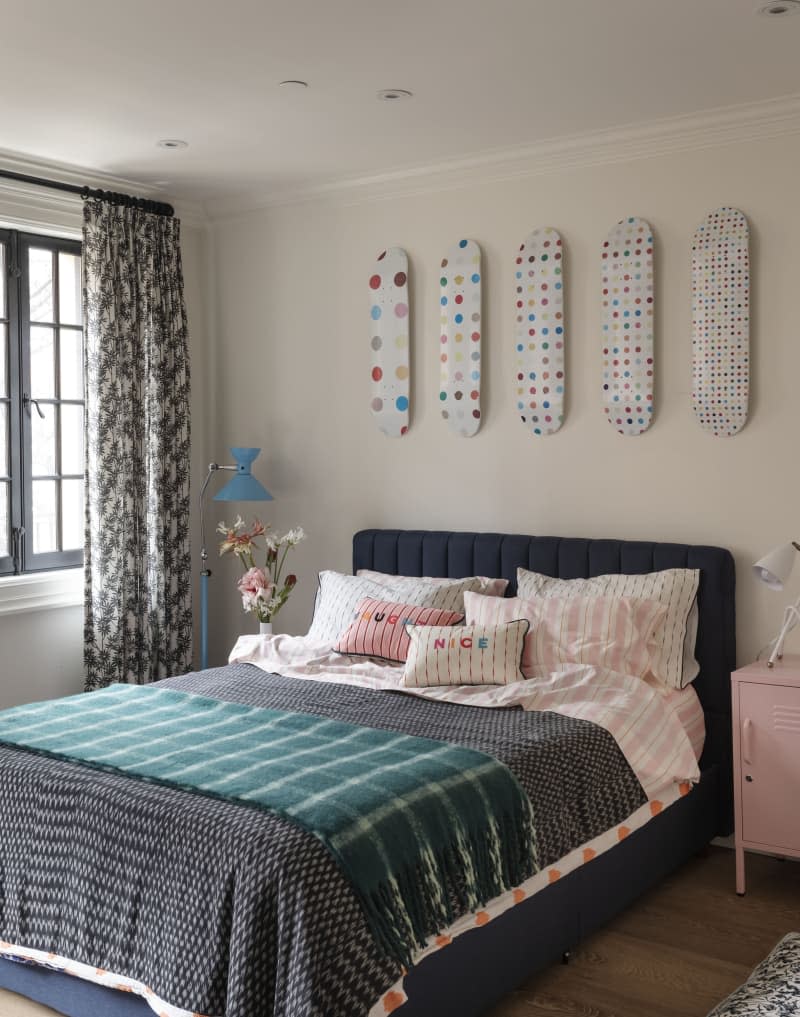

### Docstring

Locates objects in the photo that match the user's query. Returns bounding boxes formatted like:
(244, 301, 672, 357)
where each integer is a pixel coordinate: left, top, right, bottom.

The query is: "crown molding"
(0, 148, 206, 231)
(203, 92, 800, 222)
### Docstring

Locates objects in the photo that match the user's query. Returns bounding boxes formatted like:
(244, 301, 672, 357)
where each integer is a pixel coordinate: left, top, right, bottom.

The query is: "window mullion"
(18, 235, 34, 573)
(53, 248, 63, 555)
(0, 230, 12, 574)
(6, 231, 23, 577)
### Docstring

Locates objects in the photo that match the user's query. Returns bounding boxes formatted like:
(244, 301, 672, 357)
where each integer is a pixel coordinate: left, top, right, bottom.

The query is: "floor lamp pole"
(200, 560, 210, 670)
(198, 462, 234, 671)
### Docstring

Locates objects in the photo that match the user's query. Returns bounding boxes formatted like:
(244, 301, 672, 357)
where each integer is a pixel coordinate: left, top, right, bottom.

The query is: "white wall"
(0, 606, 84, 710)
(205, 130, 800, 668)
(182, 221, 212, 671)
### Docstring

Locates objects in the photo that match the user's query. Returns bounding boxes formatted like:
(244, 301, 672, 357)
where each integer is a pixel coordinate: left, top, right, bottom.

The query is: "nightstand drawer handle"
(743, 717, 753, 764)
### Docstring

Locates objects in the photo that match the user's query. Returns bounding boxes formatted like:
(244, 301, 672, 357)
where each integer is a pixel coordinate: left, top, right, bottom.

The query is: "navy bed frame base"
(0, 528, 736, 1017)
(354, 529, 735, 1017)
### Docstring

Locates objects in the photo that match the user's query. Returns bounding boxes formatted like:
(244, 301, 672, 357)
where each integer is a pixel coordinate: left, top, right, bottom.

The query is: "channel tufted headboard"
(353, 528, 736, 833)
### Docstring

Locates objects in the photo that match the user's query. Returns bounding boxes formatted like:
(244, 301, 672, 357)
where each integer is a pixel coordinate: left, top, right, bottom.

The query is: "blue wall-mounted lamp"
(199, 447, 273, 669)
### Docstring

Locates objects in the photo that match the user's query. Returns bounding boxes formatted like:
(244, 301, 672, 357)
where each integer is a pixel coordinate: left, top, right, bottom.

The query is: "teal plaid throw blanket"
(0, 684, 538, 965)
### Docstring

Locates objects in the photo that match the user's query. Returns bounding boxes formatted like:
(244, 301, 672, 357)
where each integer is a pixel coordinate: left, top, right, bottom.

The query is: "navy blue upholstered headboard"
(353, 529, 736, 832)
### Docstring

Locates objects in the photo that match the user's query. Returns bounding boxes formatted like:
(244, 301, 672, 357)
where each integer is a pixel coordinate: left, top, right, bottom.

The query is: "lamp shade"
(213, 447, 273, 502)
(753, 542, 798, 590)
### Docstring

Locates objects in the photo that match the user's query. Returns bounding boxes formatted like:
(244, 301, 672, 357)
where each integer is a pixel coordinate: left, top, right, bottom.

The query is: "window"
(0, 229, 84, 575)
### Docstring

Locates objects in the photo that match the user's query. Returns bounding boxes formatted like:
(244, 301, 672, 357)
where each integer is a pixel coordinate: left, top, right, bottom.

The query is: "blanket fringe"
(360, 807, 539, 969)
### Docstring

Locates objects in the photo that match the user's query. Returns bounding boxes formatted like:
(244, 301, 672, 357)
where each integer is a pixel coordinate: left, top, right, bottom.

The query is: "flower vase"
(259, 621, 273, 636)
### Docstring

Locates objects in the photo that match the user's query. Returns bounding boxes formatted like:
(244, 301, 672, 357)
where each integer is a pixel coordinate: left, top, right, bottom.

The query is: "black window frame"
(0, 229, 84, 576)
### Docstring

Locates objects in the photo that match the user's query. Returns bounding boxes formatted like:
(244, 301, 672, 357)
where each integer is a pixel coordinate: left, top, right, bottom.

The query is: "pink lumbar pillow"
(334, 597, 464, 664)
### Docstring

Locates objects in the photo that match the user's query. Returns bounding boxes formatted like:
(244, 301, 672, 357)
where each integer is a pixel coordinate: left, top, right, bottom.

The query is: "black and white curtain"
(83, 199, 192, 690)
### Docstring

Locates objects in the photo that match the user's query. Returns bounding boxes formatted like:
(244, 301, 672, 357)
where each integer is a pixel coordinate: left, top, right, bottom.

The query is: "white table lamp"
(753, 541, 800, 666)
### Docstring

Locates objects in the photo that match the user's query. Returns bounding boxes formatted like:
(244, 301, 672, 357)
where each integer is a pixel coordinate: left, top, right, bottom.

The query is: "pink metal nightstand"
(732, 656, 800, 894)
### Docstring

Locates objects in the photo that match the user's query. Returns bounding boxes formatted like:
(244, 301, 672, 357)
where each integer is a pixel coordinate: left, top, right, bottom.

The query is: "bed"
(0, 528, 736, 1017)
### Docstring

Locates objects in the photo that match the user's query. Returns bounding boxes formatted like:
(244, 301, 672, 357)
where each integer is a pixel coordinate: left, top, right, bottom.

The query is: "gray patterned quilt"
(0, 664, 646, 1017)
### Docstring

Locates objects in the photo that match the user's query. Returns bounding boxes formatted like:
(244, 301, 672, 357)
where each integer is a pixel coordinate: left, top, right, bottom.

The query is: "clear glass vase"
(259, 621, 273, 636)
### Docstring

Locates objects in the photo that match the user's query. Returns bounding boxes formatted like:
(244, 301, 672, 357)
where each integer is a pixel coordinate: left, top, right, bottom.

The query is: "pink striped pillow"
(334, 598, 464, 663)
(402, 620, 529, 688)
(463, 592, 667, 680)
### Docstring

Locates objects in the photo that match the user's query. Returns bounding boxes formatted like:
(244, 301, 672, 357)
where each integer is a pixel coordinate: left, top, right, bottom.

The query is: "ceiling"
(3, 0, 800, 210)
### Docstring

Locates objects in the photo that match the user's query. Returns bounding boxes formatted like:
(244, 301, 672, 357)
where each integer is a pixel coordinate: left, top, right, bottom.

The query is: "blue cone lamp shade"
(214, 448, 273, 502)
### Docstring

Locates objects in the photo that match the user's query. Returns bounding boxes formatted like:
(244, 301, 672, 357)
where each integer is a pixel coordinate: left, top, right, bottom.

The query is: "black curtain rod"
(0, 167, 174, 218)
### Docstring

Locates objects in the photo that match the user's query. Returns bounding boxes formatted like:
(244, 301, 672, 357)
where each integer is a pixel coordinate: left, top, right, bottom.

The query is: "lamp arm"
(767, 596, 800, 667)
(199, 462, 237, 563)
(199, 464, 217, 567)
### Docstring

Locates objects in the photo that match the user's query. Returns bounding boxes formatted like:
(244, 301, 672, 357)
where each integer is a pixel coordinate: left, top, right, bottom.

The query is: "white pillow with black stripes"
(307, 570, 490, 645)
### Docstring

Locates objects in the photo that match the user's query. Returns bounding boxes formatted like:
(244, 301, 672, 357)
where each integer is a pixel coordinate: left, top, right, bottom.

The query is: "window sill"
(0, 569, 83, 617)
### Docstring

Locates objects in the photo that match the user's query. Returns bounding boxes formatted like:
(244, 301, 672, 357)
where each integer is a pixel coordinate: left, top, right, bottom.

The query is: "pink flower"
(237, 567, 274, 613)
(219, 530, 255, 557)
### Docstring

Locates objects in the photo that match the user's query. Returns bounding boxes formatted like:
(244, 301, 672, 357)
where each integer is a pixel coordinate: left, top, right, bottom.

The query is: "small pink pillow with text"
(334, 597, 464, 663)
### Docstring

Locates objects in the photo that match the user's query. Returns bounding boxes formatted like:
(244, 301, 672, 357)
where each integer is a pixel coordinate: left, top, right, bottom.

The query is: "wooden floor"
(486, 847, 800, 1017)
(1, 848, 798, 1017)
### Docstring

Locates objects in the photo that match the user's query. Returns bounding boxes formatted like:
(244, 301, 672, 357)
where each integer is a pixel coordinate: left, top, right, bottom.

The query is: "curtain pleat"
(82, 199, 192, 689)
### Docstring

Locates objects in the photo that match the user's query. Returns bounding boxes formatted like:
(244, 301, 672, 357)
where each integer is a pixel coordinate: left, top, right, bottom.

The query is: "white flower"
(282, 527, 306, 547)
(217, 515, 245, 535)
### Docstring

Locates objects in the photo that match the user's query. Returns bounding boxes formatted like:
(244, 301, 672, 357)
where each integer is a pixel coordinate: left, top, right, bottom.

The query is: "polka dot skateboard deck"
(439, 239, 482, 437)
(691, 207, 749, 436)
(601, 217, 655, 436)
(369, 247, 410, 437)
(514, 228, 565, 435)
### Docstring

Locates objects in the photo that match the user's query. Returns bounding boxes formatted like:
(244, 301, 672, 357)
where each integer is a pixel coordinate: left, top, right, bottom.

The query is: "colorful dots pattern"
(369, 247, 410, 438)
(601, 217, 655, 436)
(514, 227, 565, 436)
(440, 239, 482, 436)
(691, 207, 749, 437)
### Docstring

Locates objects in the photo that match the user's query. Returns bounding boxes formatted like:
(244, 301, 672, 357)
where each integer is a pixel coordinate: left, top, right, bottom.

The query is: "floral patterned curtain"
(83, 199, 192, 689)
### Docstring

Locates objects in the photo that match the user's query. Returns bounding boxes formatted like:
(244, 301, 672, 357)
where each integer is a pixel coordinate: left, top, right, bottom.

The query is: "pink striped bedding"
(229, 633, 703, 799)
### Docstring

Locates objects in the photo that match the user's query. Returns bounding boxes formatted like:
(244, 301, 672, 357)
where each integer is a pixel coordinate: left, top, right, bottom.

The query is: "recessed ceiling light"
(757, 0, 800, 15)
(156, 139, 188, 149)
(377, 89, 413, 101)
(279, 79, 309, 89)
